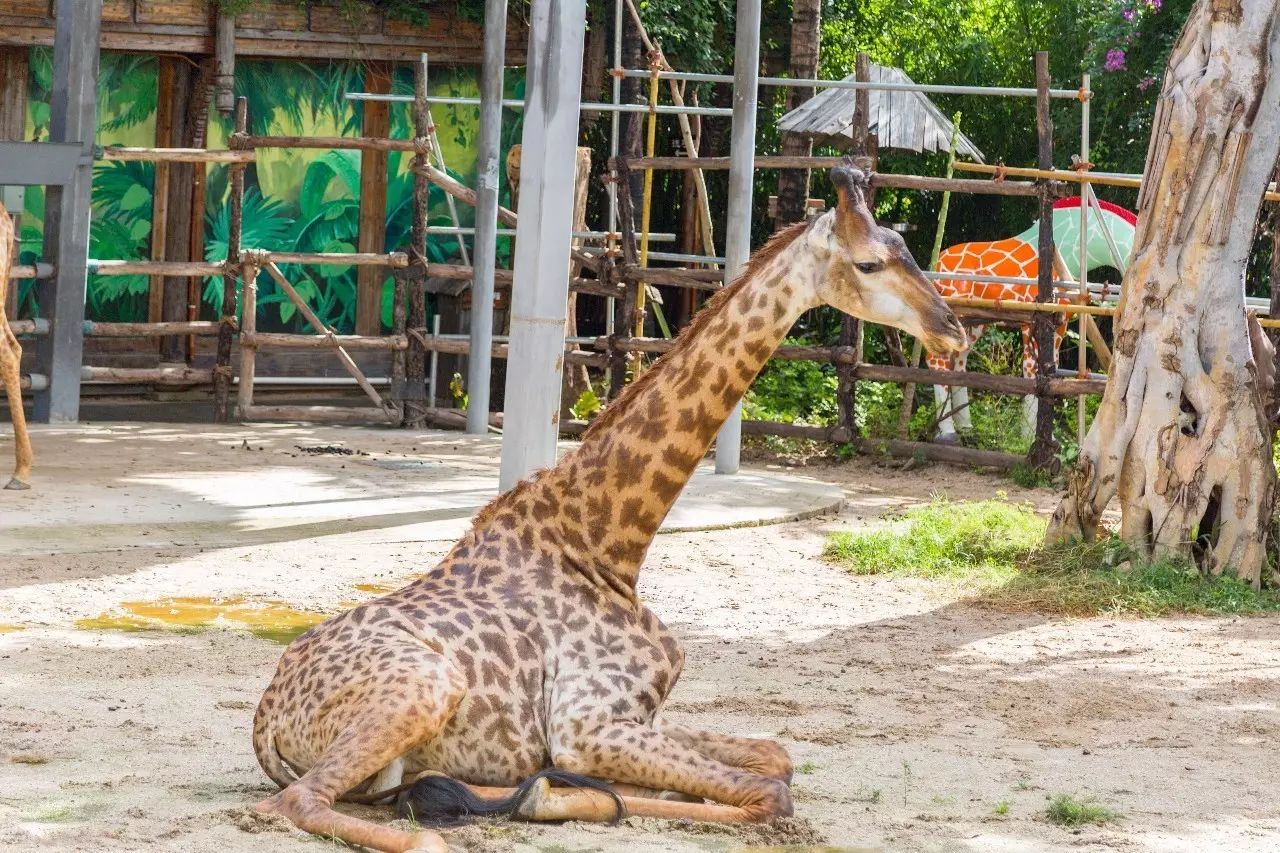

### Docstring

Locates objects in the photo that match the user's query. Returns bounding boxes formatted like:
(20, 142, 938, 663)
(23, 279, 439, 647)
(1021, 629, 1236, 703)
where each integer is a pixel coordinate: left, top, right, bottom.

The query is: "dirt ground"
(3, 424, 1280, 852)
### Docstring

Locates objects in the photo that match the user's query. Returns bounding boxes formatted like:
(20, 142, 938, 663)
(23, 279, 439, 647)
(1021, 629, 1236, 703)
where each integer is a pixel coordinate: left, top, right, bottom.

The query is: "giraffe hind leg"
(256, 648, 462, 853)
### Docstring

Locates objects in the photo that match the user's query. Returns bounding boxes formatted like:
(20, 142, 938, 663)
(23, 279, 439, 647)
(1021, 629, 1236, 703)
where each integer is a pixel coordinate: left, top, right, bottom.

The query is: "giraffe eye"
(855, 261, 884, 274)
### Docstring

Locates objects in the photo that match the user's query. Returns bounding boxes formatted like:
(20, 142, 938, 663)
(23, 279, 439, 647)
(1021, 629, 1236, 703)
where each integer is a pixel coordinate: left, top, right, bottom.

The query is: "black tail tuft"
(395, 768, 626, 826)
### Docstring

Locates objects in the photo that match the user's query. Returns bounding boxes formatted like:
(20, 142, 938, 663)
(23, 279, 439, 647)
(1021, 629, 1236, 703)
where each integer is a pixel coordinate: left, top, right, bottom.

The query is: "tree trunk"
(1047, 0, 1280, 586)
(775, 0, 822, 225)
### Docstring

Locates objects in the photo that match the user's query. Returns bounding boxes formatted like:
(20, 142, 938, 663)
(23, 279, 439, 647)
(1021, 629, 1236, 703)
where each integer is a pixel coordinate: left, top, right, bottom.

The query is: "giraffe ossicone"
(250, 159, 966, 852)
(927, 197, 1137, 442)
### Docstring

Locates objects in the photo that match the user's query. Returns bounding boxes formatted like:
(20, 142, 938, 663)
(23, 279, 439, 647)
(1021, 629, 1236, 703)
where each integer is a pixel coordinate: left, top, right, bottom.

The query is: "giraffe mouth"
(927, 313, 969, 356)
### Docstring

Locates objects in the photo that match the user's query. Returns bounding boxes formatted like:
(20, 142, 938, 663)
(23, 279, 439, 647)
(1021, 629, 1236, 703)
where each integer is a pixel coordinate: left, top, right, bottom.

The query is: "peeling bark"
(1047, 0, 1280, 586)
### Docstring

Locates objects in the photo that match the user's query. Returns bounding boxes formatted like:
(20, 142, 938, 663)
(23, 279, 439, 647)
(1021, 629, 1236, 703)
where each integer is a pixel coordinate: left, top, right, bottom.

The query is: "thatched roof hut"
(778, 63, 985, 163)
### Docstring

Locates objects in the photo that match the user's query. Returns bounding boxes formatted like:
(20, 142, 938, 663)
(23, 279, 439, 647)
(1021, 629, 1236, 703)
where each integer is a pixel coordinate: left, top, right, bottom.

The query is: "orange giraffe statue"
(0, 203, 32, 490)
(926, 196, 1136, 441)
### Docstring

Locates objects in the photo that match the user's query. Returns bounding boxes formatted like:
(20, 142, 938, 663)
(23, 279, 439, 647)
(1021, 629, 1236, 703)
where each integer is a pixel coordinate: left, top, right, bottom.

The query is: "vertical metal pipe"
(713, 0, 762, 475)
(465, 0, 507, 434)
(34, 0, 101, 423)
(498, 0, 588, 490)
(605, 0, 623, 336)
(1076, 74, 1090, 447)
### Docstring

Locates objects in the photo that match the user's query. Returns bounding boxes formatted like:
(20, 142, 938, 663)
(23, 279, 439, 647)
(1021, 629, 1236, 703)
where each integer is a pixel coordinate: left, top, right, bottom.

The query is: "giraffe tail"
(394, 768, 625, 826)
(251, 706, 297, 790)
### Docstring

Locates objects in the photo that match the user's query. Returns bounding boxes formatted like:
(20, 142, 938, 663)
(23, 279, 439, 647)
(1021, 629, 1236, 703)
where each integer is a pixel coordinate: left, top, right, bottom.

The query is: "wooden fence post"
(213, 97, 247, 422)
(1029, 51, 1060, 470)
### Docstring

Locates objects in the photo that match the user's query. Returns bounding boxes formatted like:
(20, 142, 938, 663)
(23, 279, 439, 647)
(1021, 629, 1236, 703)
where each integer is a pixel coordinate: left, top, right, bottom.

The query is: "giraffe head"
(813, 159, 967, 355)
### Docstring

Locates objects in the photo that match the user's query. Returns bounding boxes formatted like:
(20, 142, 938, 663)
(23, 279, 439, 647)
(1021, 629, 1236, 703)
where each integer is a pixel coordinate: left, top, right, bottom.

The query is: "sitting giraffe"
(252, 160, 967, 853)
(927, 196, 1136, 441)
(0, 203, 32, 490)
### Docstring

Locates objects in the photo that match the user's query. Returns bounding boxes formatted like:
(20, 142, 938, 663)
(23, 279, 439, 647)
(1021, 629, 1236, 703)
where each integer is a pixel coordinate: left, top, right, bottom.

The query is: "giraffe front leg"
(534, 721, 792, 824)
(1020, 326, 1039, 443)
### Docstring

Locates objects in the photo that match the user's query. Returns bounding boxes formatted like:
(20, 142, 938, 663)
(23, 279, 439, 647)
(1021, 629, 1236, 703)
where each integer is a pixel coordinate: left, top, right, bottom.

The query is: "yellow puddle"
(0, 624, 25, 634)
(76, 597, 330, 645)
(353, 582, 396, 594)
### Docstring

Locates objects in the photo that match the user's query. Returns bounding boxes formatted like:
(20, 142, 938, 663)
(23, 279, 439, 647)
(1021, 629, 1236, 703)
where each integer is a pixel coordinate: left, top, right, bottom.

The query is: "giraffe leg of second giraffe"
(1, 323, 32, 490)
(1021, 394, 1038, 442)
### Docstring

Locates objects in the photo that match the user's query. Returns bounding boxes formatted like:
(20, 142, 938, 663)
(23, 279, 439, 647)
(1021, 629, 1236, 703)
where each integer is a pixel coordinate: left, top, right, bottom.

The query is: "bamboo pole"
(243, 250, 409, 268)
(84, 320, 220, 337)
(261, 261, 393, 414)
(232, 134, 423, 152)
(89, 260, 225, 277)
(97, 146, 254, 163)
(955, 160, 1280, 202)
(404, 56, 431, 428)
(81, 365, 213, 383)
(214, 97, 248, 422)
(236, 261, 259, 417)
(242, 331, 407, 350)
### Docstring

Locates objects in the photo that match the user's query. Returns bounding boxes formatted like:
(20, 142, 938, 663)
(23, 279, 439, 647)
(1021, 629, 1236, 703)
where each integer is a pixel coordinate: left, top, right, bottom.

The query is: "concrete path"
(1, 422, 843, 556)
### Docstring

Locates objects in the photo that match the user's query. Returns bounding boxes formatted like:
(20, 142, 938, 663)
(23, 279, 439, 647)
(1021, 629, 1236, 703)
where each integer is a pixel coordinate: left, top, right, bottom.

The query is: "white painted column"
(498, 0, 588, 490)
(713, 0, 762, 475)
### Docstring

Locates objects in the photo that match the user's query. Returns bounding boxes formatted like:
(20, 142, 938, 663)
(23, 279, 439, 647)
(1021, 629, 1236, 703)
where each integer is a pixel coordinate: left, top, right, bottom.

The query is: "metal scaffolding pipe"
(498, 0, 588, 490)
(613, 67, 1088, 100)
(714, 0, 761, 476)
(467, 0, 507, 435)
(346, 91, 732, 117)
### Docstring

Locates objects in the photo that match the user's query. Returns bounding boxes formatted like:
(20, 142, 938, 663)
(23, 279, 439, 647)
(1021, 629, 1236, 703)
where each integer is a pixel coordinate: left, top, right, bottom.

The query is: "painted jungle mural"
(15, 49, 523, 333)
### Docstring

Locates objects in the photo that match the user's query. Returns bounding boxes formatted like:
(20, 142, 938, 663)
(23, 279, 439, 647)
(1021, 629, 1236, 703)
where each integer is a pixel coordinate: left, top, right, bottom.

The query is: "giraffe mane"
(466, 220, 812, 535)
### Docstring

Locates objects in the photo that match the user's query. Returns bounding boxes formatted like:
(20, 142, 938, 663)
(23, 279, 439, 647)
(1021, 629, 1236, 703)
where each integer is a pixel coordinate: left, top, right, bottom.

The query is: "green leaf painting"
(19, 49, 522, 330)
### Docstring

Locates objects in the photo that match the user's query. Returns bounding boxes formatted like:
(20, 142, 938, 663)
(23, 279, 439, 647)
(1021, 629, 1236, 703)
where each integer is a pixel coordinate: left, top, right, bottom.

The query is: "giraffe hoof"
(933, 433, 961, 446)
(4, 477, 29, 490)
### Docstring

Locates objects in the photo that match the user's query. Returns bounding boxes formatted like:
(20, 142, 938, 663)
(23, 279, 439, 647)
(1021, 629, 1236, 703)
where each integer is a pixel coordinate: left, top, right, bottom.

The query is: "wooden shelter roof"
(779, 63, 985, 163)
(0, 0, 526, 64)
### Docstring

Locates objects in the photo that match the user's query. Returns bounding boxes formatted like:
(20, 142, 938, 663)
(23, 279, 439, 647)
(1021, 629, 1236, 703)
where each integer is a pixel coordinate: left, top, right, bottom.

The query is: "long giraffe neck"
(481, 222, 820, 594)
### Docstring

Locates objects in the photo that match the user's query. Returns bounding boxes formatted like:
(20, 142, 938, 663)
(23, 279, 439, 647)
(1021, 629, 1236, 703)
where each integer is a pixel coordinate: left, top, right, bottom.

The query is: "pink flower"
(1145, 0, 1162, 10)
(1122, 6, 1135, 20)
(1104, 48, 1127, 72)
(1138, 76, 1156, 91)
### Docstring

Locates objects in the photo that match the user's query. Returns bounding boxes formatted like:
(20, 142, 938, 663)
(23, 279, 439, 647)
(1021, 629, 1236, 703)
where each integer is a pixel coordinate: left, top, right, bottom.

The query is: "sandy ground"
(3, 424, 1280, 852)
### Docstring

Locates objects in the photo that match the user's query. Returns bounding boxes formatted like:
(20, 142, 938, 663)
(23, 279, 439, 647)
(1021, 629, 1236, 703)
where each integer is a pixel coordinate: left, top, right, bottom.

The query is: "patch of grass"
(1009, 461, 1053, 489)
(795, 761, 817, 775)
(823, 497, 1043, 587)
(993, 799, 1011, 816)
(824, 499, 1280, 616)
(1046, 792, 1120, 826)
(854, 786, 882, 804)
(9, 754, 49, 765)
(999, 539, 1280, 617)
(23, 802, 77, 823)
